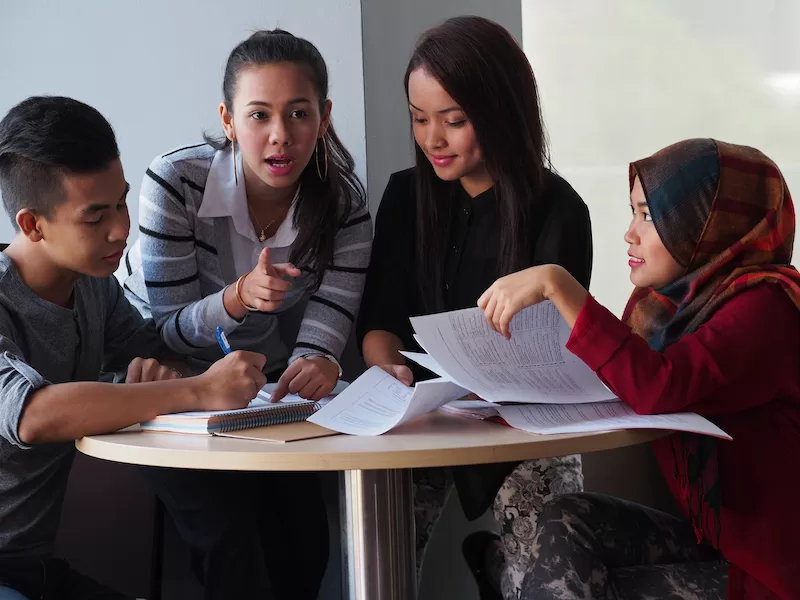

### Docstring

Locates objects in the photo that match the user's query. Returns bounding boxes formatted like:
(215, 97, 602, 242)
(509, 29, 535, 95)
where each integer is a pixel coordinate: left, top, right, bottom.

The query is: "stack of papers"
(439, 400, 501, 421)
(309, 302, 731, 440)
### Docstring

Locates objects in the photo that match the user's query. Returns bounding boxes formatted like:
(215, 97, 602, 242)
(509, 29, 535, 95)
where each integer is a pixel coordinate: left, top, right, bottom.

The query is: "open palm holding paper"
(478, 264, 589, 338)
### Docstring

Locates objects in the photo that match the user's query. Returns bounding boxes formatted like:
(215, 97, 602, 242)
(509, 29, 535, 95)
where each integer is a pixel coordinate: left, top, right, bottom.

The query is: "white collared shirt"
(197, 144, 300, 277)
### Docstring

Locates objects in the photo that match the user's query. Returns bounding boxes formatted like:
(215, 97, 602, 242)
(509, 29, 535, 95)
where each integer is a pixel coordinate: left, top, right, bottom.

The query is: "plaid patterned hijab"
(622, 138, 800, 546)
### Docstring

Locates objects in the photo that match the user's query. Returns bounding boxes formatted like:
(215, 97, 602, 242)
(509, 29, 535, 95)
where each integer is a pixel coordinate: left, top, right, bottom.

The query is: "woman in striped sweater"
(125, 29, 371, 397)
(123, 30, 371, 600)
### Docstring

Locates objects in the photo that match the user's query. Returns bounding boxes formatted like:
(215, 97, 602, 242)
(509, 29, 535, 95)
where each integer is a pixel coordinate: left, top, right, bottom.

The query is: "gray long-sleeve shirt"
(0, 252, 164, 558)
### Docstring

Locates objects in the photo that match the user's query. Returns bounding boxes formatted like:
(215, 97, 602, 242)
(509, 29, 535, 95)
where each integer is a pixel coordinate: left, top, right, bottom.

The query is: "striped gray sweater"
(123, 143, 372, 373)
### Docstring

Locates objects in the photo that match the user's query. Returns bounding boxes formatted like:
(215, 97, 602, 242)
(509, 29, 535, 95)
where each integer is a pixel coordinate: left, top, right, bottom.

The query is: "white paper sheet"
(438, 400, 500, 420)
(495, 401, 732, 440)
(398, 351, 451, 379)
(410, 302, 617, 404)
(308, 366, 470, 435)
(261, 379, 350, 400)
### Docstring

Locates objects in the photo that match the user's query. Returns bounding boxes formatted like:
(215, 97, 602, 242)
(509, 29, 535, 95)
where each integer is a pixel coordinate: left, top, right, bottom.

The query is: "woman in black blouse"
(357, 16, 593, 599)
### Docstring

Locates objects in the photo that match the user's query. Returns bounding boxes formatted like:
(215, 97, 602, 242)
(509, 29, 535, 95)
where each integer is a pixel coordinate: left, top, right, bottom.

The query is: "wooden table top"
(77, 411, 666, 471)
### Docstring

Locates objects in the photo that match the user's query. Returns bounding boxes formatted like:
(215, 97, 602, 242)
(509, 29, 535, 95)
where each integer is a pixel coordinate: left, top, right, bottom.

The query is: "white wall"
(0, 0, 366, 243)
(523, 0, 800, 315)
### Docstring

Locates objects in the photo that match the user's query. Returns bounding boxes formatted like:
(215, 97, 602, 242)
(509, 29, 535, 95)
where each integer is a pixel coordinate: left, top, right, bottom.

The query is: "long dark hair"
(404, 16, 549, 310)
(206, 29, 365, 289)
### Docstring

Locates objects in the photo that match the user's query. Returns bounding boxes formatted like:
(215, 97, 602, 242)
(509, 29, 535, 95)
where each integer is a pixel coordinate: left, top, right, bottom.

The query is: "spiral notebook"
(140, 396, 319, 435)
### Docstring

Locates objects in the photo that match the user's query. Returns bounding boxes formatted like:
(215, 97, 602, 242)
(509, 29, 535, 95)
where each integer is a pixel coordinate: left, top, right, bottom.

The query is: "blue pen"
(215, 326, 232, 355)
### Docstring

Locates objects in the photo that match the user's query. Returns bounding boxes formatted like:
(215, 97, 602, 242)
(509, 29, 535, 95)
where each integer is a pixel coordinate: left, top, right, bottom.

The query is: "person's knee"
(535, 492, 610, 544)
(539, 492, 589, 521)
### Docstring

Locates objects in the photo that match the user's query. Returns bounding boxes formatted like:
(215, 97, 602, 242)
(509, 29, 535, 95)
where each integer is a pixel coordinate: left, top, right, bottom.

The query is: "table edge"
(76, 428, 667, 471)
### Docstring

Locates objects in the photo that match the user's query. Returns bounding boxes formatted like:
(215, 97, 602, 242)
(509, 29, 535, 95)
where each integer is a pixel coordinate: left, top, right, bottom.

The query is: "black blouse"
(358, 166, 593, 358)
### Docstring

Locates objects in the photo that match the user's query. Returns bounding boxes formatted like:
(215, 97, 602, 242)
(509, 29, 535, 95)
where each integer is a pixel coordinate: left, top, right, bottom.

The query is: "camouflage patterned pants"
(520, 493, 728, 600)
(414, 455, 584, 598)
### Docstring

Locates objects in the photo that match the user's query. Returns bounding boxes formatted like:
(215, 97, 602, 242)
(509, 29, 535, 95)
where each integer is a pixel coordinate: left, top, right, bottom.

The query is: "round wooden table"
(77, 411, 666, 600)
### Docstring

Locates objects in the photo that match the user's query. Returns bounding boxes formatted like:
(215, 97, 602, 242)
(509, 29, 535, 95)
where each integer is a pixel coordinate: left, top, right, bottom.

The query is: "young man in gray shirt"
(0, 96, 268, 600)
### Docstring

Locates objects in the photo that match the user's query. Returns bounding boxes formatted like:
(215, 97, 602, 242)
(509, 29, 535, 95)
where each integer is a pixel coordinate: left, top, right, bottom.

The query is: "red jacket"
(567, 283, 800, 599)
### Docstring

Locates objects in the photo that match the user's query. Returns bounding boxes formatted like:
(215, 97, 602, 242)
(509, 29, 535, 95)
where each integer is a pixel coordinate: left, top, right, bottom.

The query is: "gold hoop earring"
(231, 138, 239, 186)
(315, 136, 328, 181)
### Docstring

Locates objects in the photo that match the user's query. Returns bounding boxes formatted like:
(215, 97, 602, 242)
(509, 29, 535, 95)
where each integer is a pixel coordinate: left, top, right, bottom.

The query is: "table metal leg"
(341, 468, 416, 600)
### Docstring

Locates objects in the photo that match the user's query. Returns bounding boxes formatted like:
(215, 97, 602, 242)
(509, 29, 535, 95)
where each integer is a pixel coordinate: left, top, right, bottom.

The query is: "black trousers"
(142, 467, 330, 600)
(0, 557, 131, 600)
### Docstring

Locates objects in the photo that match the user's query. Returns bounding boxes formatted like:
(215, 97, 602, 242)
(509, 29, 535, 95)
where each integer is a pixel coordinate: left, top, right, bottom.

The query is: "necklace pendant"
(258, 230, 267, 243)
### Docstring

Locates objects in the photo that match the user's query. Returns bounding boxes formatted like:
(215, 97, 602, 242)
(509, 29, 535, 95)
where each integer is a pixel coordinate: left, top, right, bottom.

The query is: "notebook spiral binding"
(210, 401, 320, 434)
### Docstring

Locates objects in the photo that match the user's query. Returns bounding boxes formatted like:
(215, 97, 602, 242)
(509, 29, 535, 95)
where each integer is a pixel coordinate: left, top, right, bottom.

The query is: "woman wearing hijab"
(479, 138, 800, 599)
